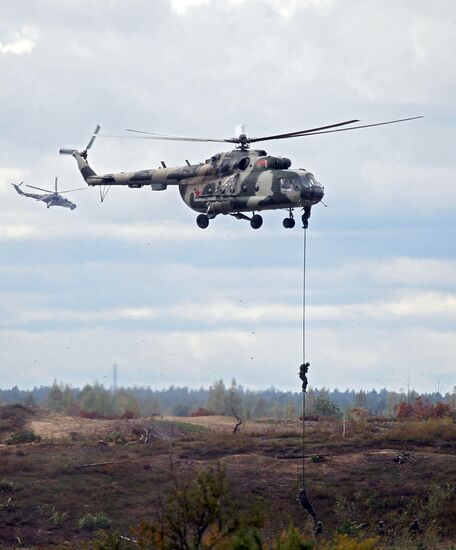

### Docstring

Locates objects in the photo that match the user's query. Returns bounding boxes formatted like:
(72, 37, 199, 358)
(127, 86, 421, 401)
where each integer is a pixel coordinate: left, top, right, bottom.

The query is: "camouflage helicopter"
(60, 117, 421, 229)
(11, 177, 85, 210)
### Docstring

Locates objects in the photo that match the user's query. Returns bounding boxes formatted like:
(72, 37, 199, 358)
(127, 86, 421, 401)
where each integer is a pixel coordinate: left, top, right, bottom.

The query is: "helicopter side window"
(291, 177, 301, 190)
(280, 177, 291, 191)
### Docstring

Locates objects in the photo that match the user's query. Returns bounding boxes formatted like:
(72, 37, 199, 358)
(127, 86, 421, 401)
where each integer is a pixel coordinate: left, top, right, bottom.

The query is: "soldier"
(409, 518, 422, 537)
(314, 521, 323, 536)
(299, 362, 310, 393)
(297, 488, 316, 525)
(376, 520, 385, 537)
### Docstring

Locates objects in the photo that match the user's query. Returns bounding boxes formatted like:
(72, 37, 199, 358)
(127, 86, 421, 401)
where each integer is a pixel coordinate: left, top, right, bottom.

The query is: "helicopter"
(11, 177, 85, 210)
(60, 117, 422, 229)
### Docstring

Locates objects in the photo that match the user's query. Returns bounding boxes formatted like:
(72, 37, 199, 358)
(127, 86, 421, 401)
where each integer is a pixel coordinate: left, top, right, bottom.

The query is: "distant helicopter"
(12, 177, 85, 210)
(60, 117, 422, 228)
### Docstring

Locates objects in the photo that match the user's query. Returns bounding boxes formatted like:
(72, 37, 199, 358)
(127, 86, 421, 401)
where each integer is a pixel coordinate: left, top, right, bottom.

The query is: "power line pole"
(112, 363, 118, 392)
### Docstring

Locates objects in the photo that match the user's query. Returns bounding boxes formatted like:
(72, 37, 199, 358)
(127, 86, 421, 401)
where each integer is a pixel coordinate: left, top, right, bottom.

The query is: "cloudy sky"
(1, 0, 455, 393)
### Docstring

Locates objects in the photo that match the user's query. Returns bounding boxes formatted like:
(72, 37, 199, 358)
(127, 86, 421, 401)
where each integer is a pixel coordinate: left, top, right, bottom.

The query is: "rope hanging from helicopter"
(297, 223, 319, 531)
(99, 184, 112, 203)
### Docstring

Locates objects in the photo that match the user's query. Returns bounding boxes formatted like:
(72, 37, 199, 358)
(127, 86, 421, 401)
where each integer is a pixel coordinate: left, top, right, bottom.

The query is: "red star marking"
(194, 188, 201, 197)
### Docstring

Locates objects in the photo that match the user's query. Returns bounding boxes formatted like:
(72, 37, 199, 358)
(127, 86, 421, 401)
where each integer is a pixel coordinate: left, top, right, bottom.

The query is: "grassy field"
(0, 406, 455, 548)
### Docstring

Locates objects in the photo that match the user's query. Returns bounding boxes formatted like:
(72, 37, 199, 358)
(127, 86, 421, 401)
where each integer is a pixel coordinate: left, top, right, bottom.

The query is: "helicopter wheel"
(283, 217, 295, 229)
(196, 214, 209, 229)
(250, 214, 263, 229)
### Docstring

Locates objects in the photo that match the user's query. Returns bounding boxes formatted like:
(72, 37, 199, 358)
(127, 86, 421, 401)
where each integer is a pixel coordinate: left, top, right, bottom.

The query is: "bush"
(6, 430, 41, 445)
(395, 397, 454, 421)
(135, 464, 262, 549)
(190, 407, 215, 417)
(384, 419, 456, 443)
(0, 480, 13, 492)
(0, 404, 33, 433)
(78, 512, 112, 531)
(275, 525, 313, 549)
(315, 397, 341, 418)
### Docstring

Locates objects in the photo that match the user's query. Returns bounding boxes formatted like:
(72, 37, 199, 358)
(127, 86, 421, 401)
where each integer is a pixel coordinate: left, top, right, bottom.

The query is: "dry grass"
(0, 410, 455, 548)
(382, 418, 456, 445)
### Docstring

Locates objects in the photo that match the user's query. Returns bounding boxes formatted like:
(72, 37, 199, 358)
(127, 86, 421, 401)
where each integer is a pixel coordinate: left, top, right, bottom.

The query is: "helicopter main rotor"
(124, 116, 423, 151)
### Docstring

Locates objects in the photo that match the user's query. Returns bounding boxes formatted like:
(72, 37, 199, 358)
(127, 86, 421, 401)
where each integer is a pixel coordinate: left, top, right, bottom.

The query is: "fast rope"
(297, 225, 318, 529)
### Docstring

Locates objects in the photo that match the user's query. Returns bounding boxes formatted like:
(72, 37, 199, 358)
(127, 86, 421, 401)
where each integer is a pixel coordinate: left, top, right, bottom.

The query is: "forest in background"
(1, 379, 455, 420)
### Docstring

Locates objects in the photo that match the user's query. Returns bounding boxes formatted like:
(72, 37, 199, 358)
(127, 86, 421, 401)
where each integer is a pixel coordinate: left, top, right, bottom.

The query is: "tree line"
(1, 379, 455, 419)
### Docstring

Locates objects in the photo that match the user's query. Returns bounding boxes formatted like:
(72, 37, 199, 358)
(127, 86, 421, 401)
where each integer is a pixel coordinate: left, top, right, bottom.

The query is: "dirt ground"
(0, 409, 455, 548)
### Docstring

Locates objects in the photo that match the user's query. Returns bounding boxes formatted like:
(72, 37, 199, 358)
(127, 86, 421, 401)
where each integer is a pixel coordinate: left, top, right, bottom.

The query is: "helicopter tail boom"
(11, 182, 25, 195)
(60, 150, 97, 182)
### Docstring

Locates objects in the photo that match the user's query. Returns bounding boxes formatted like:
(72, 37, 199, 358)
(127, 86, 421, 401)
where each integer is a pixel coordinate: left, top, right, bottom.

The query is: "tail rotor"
(59, 124, 101, 158)
(81, 124, 101, 159)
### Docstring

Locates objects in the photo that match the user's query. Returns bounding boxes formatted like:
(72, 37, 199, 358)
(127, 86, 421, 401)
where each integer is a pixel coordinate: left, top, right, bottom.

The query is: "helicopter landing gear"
(196, 214, 209, 229)
(301, 206, 311, 229)
(250, 214, 263, 229)
(283, 210, 295, 229)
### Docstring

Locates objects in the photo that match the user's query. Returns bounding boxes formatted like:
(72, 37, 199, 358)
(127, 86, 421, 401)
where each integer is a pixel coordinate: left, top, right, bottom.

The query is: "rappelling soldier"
(299, 362, 310, 393)
(297, 488, 316, 525)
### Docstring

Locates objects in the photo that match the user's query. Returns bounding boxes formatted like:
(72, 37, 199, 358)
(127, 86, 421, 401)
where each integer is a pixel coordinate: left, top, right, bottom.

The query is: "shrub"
(384, 419, 456, 443)
(49, 510, 69, 527)
(315, 397, 341, 418)
(6, 430, 41, 445)
(0, 404, 33, 433)
(135, 463, 263, 549)
(395, 398, 454, 421)
(0, 480, 13, 492)
(319, 534, 379, 550)
(190, 407, 215, 417)
(78, 512, 112, 531)
(275, 525, 313, 549)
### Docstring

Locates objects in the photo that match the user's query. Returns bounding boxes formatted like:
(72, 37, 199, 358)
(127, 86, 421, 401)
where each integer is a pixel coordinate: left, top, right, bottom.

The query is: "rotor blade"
(26, 185, 53, 193)
(286, 116, 424, 136)
(125, 128, 232, 143)
(247, 119, 360, 143)
(58, 188, 88, 194)
(250, 116, 424, 143)
(86, 124, 101, 151)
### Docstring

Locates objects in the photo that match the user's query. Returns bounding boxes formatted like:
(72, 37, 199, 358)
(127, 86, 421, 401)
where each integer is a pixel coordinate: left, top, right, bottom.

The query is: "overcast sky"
(1, 0, 455, 393)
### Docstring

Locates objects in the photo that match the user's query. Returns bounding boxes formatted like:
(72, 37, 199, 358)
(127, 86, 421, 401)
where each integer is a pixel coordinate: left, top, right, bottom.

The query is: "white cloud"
(0, 169, 27, 193)
(171, 0, 334, 16)
(4, 289, 456, 329)
(360, 161, 456, 210)
(0, 219, 239, 242)
(1, 324, 455, 392)
(0, 27, 37, 55)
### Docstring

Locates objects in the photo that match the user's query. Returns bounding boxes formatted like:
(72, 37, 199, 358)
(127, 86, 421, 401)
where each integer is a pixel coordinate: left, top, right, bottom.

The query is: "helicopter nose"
(300, 183, 324, 203)
(312, 184, 324, 201)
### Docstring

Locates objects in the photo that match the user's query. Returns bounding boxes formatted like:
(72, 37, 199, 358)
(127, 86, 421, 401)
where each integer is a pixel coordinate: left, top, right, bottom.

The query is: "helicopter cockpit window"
(308, 173, 318, 185)
(280, 178, 291, 190)
(300, 174, 312, 188)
